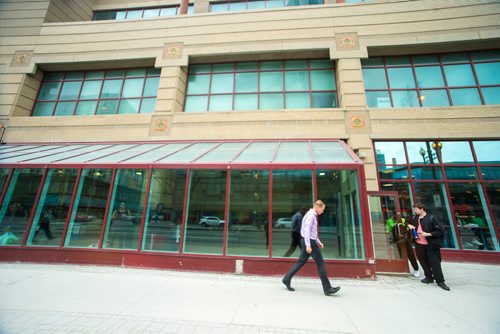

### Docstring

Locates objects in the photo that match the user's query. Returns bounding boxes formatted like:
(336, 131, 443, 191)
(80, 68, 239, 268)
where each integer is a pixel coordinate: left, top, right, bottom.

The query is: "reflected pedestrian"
(283, 206, 307, 257)
(282, 200, 340, 296)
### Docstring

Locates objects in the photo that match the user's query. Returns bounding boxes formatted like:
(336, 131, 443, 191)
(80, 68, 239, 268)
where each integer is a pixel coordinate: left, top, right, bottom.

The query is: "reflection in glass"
(318, 170, 363, 260)
(411, 166, 443, 180)
(378, 166, 409, 180)
(473, 141, 500, 163)
(0, 168, 8, 196)
(183, 170, 227, 254)
(380, 182, 413, 217)
(143, 169, 186, 252)
(103, 169, 148, 250)
(227, 170, 269, 256)
(392, 90, 419, 107)
(449, 183, 496, 251)
(440, 141, 473, 164)
(374, 142, 406, 165)
(272, 170, 312, 258)
(0, 169, 44, 245)
(65, 169, 113, 248)
(444, 167, 478, 180)
(484, 183, 500, 250)
(27, 169, 78, 246)
(406, 141, 440, 164)
(413, 182, 456, 249)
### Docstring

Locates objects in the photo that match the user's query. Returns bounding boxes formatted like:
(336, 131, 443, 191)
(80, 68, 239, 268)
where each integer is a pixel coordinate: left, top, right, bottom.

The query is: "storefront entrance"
(368, 191, 409, 273)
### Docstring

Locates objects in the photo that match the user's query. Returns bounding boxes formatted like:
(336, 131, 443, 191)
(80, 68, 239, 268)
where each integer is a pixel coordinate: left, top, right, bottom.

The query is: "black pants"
(397, 239, 419, 271)
(34, 221, 54, 240)
(283, 238, 332, 292)
(283, 231, 302, 257)
(415, 243, 445, 283)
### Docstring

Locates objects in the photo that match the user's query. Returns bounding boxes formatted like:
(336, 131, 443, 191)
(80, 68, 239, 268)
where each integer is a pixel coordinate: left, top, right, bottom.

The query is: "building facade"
(0, 0, 499, 277)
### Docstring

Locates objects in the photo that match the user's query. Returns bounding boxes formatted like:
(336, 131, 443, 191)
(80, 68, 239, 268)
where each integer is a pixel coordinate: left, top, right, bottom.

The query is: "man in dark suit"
(408, 203, 450, 291)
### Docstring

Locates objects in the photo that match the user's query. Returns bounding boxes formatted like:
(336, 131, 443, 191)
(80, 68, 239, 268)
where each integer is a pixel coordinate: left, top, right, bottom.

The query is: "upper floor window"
(362, 50, 500, 108)
(32, 68, 160, 116)
(210, 0, 323, 12)
(184, 59, 337, 112)
(93, 5, 193, 20)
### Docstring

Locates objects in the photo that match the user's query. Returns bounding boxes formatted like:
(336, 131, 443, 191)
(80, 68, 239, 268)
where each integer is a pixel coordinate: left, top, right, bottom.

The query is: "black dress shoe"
(421, 278, 434, 284)
(282, 278, 294, 291)
(324, 286, 341, 296)
(437, 282, 450, 291)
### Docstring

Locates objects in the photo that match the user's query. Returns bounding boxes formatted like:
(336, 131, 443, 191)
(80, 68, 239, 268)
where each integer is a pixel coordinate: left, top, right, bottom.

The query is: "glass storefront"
(376, 140, 500, 252)
(0, 140, 367, 259)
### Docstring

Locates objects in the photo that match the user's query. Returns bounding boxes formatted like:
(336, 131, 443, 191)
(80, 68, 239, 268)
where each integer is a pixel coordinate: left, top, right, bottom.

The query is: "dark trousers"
(415, 243, 445, 283)
(34, 221, 54, 240)
(397, 240, 419, 271)
(283, 238, 332, 292)
(283, 231, 302, 257)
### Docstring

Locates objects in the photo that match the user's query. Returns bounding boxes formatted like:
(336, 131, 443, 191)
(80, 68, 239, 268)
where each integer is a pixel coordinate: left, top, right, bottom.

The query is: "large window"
(210, 0, 323, 12)
(362, 50, 500, 108)
(143, 169, 186, 252)
(184, 59, 337, 111)
(227, 170, 269, 256)
(183, 170, 227, 255)
(376, 140, 500, 252)
(103, 169, 148, 250)
(65, 169, 113, 248)
(0, 169, 44, 245)
(32, 68, 160, 116)
(93, 5, 193, 20)
(26, 169, 78, 247)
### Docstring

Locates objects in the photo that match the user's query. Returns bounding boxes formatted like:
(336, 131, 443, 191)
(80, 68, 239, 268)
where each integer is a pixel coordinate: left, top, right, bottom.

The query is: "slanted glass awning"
(0, 140, 360, 166)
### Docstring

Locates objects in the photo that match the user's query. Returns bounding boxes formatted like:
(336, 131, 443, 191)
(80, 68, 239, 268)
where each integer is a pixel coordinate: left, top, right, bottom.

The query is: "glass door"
(368, 191, 409, 273)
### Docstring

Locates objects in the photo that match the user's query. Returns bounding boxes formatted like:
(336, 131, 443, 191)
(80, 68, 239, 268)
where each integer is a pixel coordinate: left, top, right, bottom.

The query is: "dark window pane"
(378, 166, 409, 180)
(444, 166, 478, 180)
(450, 183, 495, 251)
(412, 166, 443, 180)
(441, 52, 469, 63)
(413, 55, 439, 65)
(386, 56, 411, 66)
(471, 50, 500, 61)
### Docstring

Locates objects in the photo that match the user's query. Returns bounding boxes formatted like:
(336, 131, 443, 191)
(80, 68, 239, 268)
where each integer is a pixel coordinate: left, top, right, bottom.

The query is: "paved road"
(0, 261, 499, 334)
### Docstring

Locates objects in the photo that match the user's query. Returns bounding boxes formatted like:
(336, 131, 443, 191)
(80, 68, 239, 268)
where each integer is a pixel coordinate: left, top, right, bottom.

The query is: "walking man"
(282, 200, 340, 296)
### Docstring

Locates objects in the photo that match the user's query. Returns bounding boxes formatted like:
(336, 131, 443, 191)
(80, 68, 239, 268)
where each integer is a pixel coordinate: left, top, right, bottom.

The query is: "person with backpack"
(387, 213, 420, 277)
(408, 203, 450, 291)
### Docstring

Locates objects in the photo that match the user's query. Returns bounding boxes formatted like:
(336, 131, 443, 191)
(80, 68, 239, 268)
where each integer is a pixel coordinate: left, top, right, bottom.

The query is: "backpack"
(392, 222, 413, 244)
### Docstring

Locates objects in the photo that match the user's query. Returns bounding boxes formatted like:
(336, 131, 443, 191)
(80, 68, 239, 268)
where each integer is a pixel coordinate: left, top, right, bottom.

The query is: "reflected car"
(198, 216, 225, 227)
(274, 218, 292, 229)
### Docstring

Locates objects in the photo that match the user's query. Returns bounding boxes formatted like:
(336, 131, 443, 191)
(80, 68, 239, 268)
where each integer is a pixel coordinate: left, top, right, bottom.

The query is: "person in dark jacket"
(408, 203, 450, 291)
(283, 206, 307, 257)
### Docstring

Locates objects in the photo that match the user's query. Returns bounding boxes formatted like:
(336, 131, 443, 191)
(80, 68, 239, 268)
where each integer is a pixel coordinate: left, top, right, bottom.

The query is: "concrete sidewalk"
(0, 261, 499, 334)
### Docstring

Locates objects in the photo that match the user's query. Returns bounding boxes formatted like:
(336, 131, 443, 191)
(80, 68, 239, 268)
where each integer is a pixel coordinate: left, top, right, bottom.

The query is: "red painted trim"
(442, 249, 500, 264)
(0, 168, 14, 205)
(21, 169, 48, 246)
(59, 169, 82, 248)
(137, 168, 153, 251)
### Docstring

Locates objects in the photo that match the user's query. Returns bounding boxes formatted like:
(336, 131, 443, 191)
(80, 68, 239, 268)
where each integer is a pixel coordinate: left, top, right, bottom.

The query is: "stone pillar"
(336, 58, 379, 192)
(193, 0, 210, 14)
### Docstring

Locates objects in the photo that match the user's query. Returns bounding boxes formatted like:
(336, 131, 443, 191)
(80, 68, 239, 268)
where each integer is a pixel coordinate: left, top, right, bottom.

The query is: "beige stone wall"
(0, 0, 499, 192)
(45, 0, 95, 22)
